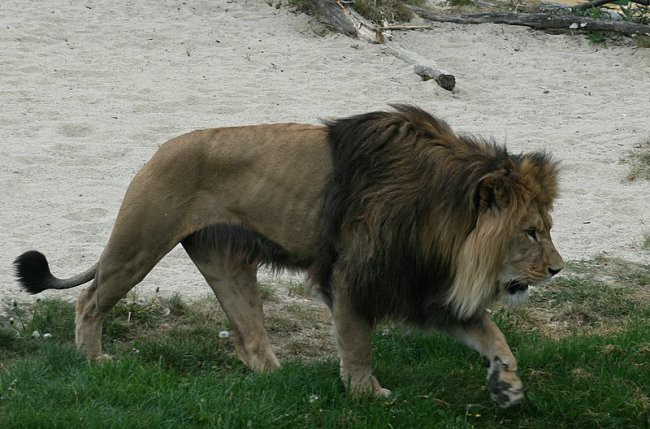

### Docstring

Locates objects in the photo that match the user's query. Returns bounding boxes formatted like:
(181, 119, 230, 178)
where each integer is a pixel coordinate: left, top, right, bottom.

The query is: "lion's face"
(497, 206, 563, 306)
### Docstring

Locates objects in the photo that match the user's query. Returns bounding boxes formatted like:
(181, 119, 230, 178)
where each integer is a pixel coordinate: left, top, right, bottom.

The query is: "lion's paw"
(346, 374, 392, 398)
(93, 353, 113, 363)
(374, 386, 392, 398)
(369, 374, 392, 398)
(487, 364, 524, 408)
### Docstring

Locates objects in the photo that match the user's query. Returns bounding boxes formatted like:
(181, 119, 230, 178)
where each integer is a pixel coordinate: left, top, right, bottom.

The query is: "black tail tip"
(14, 250, 54, 294)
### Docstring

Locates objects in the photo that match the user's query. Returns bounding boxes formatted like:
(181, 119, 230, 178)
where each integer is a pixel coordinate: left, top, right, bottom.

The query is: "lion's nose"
(548, 266, 562, 276)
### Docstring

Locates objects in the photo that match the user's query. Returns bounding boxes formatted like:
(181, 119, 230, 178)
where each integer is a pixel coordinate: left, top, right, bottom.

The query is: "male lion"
(15, 105, 562, 407)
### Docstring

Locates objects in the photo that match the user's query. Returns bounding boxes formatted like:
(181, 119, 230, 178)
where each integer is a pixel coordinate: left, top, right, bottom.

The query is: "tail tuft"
(14, 251, 56, 294)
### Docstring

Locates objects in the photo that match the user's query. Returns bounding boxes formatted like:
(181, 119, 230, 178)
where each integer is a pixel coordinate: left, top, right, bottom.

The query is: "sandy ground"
(2, 0, 649, 310)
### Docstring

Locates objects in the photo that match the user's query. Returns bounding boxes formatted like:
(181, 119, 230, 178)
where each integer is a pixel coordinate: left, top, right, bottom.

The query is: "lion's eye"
(526, 229, 538, 241)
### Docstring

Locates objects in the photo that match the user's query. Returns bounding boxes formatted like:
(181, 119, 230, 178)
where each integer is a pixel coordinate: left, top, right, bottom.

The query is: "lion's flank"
(183, 224, 312, 272)
(310, 105, 559, 324)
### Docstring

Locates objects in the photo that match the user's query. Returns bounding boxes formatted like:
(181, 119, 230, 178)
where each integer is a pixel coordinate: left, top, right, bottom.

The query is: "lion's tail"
(14, 251, 97, 294)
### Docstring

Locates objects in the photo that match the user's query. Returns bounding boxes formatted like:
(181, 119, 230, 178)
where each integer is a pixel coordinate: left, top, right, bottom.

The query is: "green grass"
(353, 0, 426, 23)
(2, 258, 649, 428)
(446, 0, 477, 7)
(268, 0, 318, 15)
(1, 318, 648, 428)
(586, 31, 606, 44)
(502, 257, 650, 337)
(635, 35, 650, 48)
(628, 138, 650, 181)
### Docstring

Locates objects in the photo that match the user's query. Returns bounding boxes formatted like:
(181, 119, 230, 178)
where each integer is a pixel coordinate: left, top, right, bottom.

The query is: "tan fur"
(16, 107, 562, 407)
(448, 195, 562, 319)
(74, 123, 332, 370)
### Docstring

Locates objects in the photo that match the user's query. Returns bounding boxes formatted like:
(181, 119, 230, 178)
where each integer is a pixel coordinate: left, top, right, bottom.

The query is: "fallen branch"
(378, 24, 433, 31)
(312, 0, 457, 91)
(382, 43, 455, 91)
(312, 0, 384, 43)
(411, 6, 650, 36)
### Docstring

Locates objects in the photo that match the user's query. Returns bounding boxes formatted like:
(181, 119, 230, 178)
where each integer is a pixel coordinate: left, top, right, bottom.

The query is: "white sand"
(2, 0, 649, 307)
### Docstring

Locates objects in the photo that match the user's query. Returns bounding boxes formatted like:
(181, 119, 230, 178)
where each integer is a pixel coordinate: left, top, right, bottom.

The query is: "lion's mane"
(310, 105, 558, 324)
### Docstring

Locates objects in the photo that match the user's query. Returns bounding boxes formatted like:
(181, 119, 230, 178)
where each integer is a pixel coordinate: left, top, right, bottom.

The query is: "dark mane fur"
(309, 105, 556, 325)
(182, 224, 311, 272)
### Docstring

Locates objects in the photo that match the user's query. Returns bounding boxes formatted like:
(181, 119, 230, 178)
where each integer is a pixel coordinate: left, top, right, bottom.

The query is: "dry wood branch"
(378, 24, 433, 31)
(383, 43, 456, 91)
(312, 0, 384, 43)
(411, 6, 650, 36)
(312, 0, 456, 91)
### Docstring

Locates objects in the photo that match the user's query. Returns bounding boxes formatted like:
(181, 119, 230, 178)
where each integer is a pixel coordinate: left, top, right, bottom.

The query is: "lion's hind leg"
(182, 234, 280, 373)
(451, 315, 524, 407)
(75, 279, 109, 361)
(75, 252, 163, 361)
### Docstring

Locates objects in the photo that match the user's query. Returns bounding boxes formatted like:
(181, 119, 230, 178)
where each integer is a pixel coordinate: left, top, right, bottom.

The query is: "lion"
(15, 105, 563, 407)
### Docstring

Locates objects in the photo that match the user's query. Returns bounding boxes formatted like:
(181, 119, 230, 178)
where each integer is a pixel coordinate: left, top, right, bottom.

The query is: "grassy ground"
(1, 258, 649, 428)
(627, 138, 650, 182)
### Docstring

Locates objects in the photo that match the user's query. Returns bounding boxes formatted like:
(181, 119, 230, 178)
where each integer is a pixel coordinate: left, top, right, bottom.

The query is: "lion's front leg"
(331, 291, 391, 398)
(451, 314, 524, 407)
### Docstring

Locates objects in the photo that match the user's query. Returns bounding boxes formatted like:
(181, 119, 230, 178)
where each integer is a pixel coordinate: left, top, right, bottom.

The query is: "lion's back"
(131, 123, 332, 260)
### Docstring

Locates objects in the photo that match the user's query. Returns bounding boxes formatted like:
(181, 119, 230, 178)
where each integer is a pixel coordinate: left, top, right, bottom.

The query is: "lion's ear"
(476, 170, 511, 213)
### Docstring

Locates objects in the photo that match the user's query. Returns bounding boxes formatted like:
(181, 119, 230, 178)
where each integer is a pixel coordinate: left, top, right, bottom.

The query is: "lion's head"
(313, 105, 562, 324)
(447, 150, 563, 319)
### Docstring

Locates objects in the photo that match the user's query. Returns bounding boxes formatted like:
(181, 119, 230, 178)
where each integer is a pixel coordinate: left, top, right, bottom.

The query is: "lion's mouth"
(506, 280, 529, 294)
